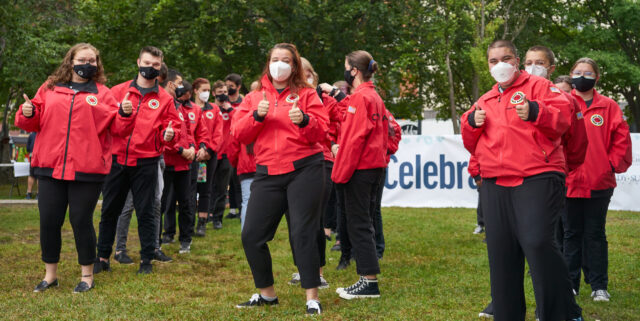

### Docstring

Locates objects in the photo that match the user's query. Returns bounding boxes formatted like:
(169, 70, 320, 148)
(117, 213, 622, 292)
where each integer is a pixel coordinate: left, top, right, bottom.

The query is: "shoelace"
(249, 293, 261, 304)
(345, 277, 365, 293)
(594, 290, 609, 298)
(306, 300, 320, 311)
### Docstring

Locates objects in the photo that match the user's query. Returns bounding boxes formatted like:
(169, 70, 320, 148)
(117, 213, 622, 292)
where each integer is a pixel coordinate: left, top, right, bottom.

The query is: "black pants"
(337, 180, 352, 260)
(196, 155, 218, 213)
(38, 177, 102, 265)
(482, 174, 581, 321)
(373, 167, 386, 259)
(228, 168, 242, 210)
(337, 168, 383, 276)
(161, 168, 195, 244)
(323, 162, 338, 231)
(211, 157, 232, 221)
(242, 162, 324, 289)
(98, 161, 158, 261)
(476, 188, 485, 227)
(563, 196, 611, 292)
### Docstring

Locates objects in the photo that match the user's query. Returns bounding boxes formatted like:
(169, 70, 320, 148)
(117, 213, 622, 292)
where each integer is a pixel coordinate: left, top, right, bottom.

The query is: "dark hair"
(487, 39, 518, 57)
(570, 57, 600, 78)
(526, 46, 555, 66)
(259, 43, 311, 93)
(166, 69, 182, 83)
(225, 73, 242, 86)
(46, 43, 106, 90)
(181, 80, 192, 93)
(159, 63, 168, 81)
(192, 78, 210, 92)
(346, 50, 378, 82)
(553, 75, 572, 86)
(212, 80, 226, 90)
(139, 46, 163, 59)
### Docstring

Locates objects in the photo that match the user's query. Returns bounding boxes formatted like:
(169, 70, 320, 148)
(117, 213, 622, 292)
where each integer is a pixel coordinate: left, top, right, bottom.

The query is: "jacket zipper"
(534, 138, 550, 163)
(274, 99, 278, 155)
(124, 98, 143, 165)
(61, 92, 77, 179)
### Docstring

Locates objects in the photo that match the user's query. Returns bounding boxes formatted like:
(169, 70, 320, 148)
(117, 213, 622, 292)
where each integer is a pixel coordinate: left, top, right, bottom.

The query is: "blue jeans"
(240, 177, 254, 231)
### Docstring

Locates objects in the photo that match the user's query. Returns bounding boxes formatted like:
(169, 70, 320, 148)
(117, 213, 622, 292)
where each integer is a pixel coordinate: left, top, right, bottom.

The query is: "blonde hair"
(300, 57, 318, 87)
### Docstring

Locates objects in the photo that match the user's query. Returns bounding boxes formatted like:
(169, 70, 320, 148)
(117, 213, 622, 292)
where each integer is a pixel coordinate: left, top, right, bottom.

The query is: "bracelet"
(329, 88, 338, 97)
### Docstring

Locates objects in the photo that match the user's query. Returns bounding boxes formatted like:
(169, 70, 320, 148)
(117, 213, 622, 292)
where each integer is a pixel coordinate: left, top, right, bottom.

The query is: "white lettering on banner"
(382, 134, 639, 212)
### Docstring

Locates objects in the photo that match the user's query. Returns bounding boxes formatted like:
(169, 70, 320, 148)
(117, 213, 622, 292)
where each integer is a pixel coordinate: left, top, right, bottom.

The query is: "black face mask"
(73, 64, 97, 79)
(216, 94, 229, 102)
(344, 68, 356, 86)
(139, 66, 160, 80)
(572, 76, 596, 92)
(175, 86, 188, 98)
(227, 87, 237, 95)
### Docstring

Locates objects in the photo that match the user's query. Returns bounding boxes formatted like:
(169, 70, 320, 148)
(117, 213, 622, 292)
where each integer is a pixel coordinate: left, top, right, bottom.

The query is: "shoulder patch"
(348, 106, 356, 114)
(576, 112, 583, 120)
(550, 86, 561, 93)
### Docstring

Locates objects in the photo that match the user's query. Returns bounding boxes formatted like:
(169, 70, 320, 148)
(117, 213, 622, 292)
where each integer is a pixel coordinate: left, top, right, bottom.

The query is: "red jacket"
(461, 71, 571, 186)
(228, 135, 257, 177)
(566, 89, 632, 198)
(385, 109, 402, 163)
(217, 104, 235, 159)
(15, 81, 135, 181)
(561, 91, 588, 172)
(332, 81, 389, 184)
(320, 93, 342, 162)
(180, 100, 212, 151)
(200, 102, 224, 153)
(232, 74, 328, 175)
(110, 79, 181, 166)
(468, 155, 481, 179)
(163, 100, 196, 171)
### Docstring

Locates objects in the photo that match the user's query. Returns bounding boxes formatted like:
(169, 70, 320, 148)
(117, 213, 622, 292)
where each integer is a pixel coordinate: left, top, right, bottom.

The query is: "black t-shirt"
(585, 99, 593, 108)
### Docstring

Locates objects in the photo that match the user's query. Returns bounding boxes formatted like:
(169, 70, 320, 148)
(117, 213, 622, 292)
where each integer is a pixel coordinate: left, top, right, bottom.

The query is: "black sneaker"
(478, 301, 493, 318)
(93, 258, 111, 274)
(235, 293, 279, 308)
(179, 241, 191, 254)
(33, 279, 58, 292)
(161, 235, 174, 244)
(137, 260, 153, 274)
(195, 220, 206, 237)
(336, 276, 363, 294)
(306, 299, 322, 315)
(213, 220, 223, 229)
(338, 277, 380, 300)
(336, 257, 350, 271)
(73, 281, 95, 293)
(114, 251, 134, 265)
(25, 192, 33, 200)
(330, 242, 341, 252)
(153, 249, 173, 263)
(207, 214, 214, 223)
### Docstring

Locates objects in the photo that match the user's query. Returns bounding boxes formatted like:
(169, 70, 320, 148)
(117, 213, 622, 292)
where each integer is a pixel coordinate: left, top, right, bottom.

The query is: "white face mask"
(525, 64, 548, 78)
(198, 91, 210, 102)
(269, 61, 292, 82)
(490, 61, 517, 83)
(307, 77, 315, 86)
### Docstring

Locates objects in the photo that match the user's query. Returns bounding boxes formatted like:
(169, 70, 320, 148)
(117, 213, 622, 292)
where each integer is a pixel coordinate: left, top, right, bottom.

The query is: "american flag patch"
(576, 112, 583, 120)
(550, 86, 561, 93)
(348, 106, 356, 114)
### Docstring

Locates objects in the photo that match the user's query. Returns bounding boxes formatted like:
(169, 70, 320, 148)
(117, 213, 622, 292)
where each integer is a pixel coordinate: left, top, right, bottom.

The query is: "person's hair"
(346, 50, 378, 82)
(487, 39, 518, 57)
(259, 43, 310, 93)
(526, 45, 555, 66)
(46, 43, 106, 90)
(224, 73, 242, 86)
(300, 57, 318, 86)
(212, 80, 226, 91)
(166, 69, 182, 83)
(159, 63, 168, 81)
(570, 57, 600, 78)
(553, 75, 572, 86)
(139, 46, 163, 59)
(179, 80, 192, 97)
(192, 78, 210, 92)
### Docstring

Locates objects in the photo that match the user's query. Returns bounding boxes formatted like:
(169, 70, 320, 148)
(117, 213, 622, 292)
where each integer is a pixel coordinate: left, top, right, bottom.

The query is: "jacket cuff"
(189, 143, 195, 148)
(23, 108, 35, 119)
(118, 107, 131, 117)
(177, 147, 184, 155)
(199, 142, 206, 150)
(253, 110, 265, 122)
(331, 141, 337, 146)
(297, 113, 310, 128)
(468, 110, 478, 128)
(527, 100, 539, 122)
(334, 91, 346, 102)
(474, 175, 481, 181)
(207, 149, 216, 158)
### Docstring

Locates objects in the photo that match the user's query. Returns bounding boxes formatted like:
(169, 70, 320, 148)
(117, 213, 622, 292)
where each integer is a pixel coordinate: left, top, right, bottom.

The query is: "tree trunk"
(445, 53, 460, 134)
(1, 88, 16, 163)
(623, 90, 640, 132)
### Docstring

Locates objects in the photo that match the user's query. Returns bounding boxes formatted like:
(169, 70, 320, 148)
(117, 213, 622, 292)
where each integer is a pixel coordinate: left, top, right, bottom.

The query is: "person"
(563, 57, 632, 302)
(469, 156, 485, 235)
(227, 136, 256, 230)
(95, 46, 181, 275)
(225, 73, 244, 219)
(249, 80, 259, 92)
(460, 40, 583, 321)
(25, 132, 38, 200)
(554, 75, 573, 93)
(15, 43, 135, 293)
(232, 43, 328, 315)
(193, 77, 223, 237)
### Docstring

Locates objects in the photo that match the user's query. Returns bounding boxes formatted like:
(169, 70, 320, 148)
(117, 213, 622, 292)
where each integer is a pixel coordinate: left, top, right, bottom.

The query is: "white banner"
(382, 134, 640, 212)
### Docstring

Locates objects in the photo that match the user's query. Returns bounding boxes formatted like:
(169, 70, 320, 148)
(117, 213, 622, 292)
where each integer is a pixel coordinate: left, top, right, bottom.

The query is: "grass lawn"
(0, 205, 638, 320)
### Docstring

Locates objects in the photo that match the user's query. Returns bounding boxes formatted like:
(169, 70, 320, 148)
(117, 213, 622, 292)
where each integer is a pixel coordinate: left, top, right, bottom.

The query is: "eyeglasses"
(74, 58, 97, 65)
(571, 71, 595, 77)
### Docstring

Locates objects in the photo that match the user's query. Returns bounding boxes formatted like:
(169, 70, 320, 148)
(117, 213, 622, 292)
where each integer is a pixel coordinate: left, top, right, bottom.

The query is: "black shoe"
(235, 293, 279, 308)
(114, 251, 134, 265)
(33, 279, 58, 292)
(338, 277, 380, 299)
(195, 220, 206, 237)
(225, 211, 240, 219)
(153, 249, 173, 263)
(207, 214, 214, 223)
(306, 299, 322, 315)
(73, 281, 95, 293)
(330, 243, 341, 252)
(336, 257, 350, 270)
(93, 258, 111, 274)
(213, 220, 223, 229)
(179, 241, 191, 254)
(478, 301, 493, 318)
(137, 260, 153, 274)
(25, 192, 33, 200)
(161, 235, 174, 244)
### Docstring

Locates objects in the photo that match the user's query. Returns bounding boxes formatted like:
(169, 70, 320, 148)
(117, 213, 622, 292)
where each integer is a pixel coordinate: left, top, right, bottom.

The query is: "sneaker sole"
(318, 284, 329, 290)
(152, 258, 173, 263)
(115, 260, 134, 265)
(593, 297, 610, 302)
(235, 303, 279, 309)
(339, 292, 380, 300)
(478, 312, 494, 318)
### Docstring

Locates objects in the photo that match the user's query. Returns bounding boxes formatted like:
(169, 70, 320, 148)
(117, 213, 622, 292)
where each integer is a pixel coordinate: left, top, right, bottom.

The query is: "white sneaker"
(288, 273, 301, 285)
(591, 289, 611, 302)
(473, 225, 485, 234)
(319, 275, 329, 289)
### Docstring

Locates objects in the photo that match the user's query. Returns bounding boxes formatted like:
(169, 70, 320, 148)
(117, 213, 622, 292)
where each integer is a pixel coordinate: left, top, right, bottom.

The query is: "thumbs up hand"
(121, 92, 133, 115)
(474, 106, 487, 127)
(289, 100, 303, 125)
(164, 121, 175, 142)
(22, 94, 33, 117)
(257, 91, 269, 117)
(515, 99, 530, 121)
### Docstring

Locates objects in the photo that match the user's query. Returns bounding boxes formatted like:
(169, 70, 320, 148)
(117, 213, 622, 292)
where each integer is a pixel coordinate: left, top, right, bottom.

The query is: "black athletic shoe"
(114, 251, 134, 265)
(336, 257, 350, 270)
(93, 258, 111, 274)
(161, 235, 174, 244)
(330, 242, 341, 252)
(33, 279, 58, 292)
(137, 260, 153, 274)
(195, 220, 206, 237)
(306, 299, 322, 315)
(235, 294, 279, 308)
(25, 192, 33, 200)
(153, 249, 173, 263)
(339, 277, 380, 299)
(213, 220, 223, 229)
(73, 281, 94, 293)
(478, 301, 493, 318)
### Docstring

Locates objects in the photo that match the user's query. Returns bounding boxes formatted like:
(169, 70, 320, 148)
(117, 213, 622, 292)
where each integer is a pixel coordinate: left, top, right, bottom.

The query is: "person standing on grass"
(95, 46, 181, 275)
(25, 132, 38, 200)
(224, 73, 244, 220)
(15, 43, 135, 293)
(461, 40, 583, 321)
(232, 43, 328, 315)
(563, 57, 632, 302)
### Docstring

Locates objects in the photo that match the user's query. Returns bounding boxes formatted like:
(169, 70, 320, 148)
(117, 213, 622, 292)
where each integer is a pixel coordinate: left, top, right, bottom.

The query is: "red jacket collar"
(484, 71, 531, 100)
(353, 81, 375, 93)
(571, 89, 606, 109)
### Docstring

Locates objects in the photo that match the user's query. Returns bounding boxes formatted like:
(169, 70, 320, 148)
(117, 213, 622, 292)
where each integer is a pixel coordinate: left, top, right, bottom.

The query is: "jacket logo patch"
(348, 106, 356, 114)
(285, 94, 299, 103)
(188, 112, 196, 120)
(149, 99, 160, 109)
(221, 112, 230, 120)
(179, 113, 185, 121)
(591, 114, 604, 126)
(510, 91, 525, 105)
(86, 95, 98, 106)
(206, 111, 214, 119)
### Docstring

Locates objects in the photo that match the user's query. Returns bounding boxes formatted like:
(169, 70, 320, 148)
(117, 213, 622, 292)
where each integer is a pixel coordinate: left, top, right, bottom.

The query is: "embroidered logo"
(510, 91, 526, 105)
(86, 95, 98, 106)
(148, 99, 160, 110)
(188, 112, 196, 121)
(285, 94, 299, 103)
(221, 112, 230, 121)
(206, 111, 214, 119)
(179, 113, 185, 121)
(590, 114, 604, 127)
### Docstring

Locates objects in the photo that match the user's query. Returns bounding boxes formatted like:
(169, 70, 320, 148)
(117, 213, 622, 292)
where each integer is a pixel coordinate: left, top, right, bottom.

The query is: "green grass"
(0, 177, 32, 199)
(0, 206, 638, 320)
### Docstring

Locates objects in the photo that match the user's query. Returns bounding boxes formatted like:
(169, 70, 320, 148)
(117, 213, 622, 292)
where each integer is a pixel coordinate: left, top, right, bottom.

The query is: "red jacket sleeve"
(562, 96, 588, 172)
(103, 89, 136, 138)
(468, 155, 480, 178)
(334, 94, 373, 182)
(386, 109, 401, 156)
(298, 90, 329, 144)
(195, 113, 212, 151)
(232, 92, 266, 145)
(530, 84, 571, 141)
(461, 103, 484, 155)
(161, 102, 183, 151)
(15, 83, 48, 132)
(608, 102, 632, 173)
(228, 135, 240, 168)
